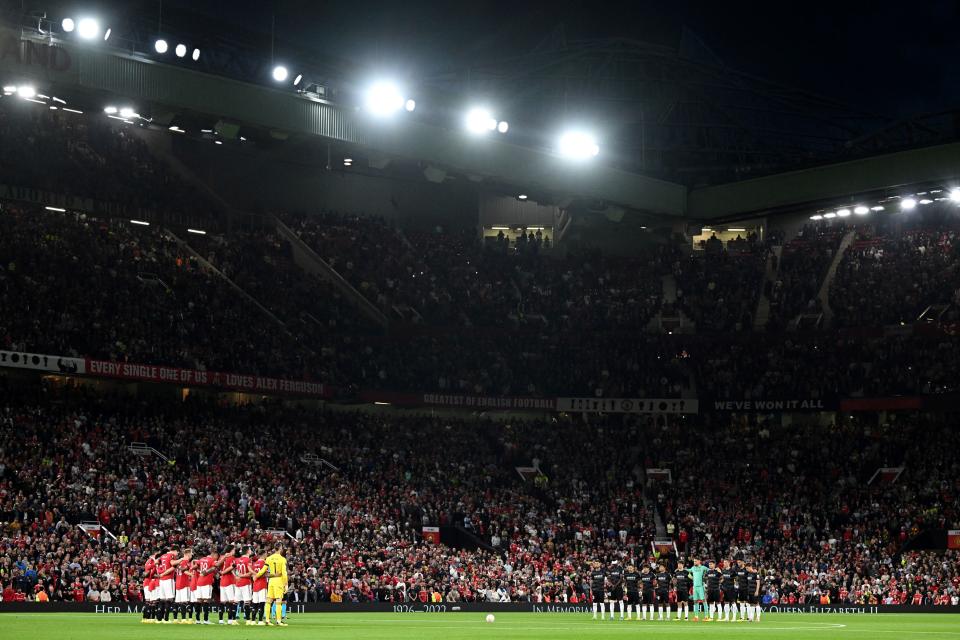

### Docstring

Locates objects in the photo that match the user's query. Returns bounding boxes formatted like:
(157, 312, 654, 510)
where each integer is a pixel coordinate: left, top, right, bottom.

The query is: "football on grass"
(485, 614, 495, 623)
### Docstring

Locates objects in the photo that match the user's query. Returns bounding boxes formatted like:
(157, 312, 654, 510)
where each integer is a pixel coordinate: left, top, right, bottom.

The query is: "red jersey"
(252, 559, 267, 592)
(190, 560, 200, 591)
(157, 552, 177, 582)
(144, 558, 157, 590)
(73, 585, 85, 602)
(220, 555, 235, 587)
(175, 562, 191, 590)
(234, 556, 252, 588)
(197, 556, 216, 588)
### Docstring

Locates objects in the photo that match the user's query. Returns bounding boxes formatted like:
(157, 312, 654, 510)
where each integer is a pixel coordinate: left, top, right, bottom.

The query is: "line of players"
(140, 544, 287, 626)
(589, 558, 763, 622)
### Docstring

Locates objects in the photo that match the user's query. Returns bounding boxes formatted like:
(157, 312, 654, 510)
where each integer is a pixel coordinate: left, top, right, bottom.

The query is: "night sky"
(20, 0, 960, 117)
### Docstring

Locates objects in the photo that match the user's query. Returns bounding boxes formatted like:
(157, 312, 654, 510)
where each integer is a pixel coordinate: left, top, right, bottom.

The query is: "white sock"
(592, 602, 597, 618)
(642, 605, 647, 620)
(666, 606, 671, 620)
(755, 606, 761, 622)
(685, 604, 689, 619)
(741, 603, 746, 620)
(619, 601, 624, 618)
(724, 603, 730, 620)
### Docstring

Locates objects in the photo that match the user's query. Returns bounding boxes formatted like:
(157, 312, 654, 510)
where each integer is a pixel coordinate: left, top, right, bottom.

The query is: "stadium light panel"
(272, 65, 289, 82)
(293, 74, 303, 86)
(119, 107, 137, 119)
(517, 194, 528, 200)
(16, 85, 36, 99)
(950, 189, 960, 202)
(405, 99, 416, 112)
(104, 106, 118, 114)
(871, 206, 885, 211)
(836, 209, 851, 217)
(900, 198, 917, 210)
(3, 85, 16, 93)
(558, 130, 600, 159)
(175, 44, 187, 58)
(854, 206, 870, 215)
(103, 28, 111, 41)
(61, 18, 75, 32)
(810, 215, 823, 221)
(155, 39, 168, 54)
(919, 198, 933, 205)
(192, 48, 201, 61)
(823, 212, 837, 219)
(77, 18, 99, 40)
(187, 228, 207, 235)
(62, 108, 83, 114)
(364, 82, 405, 116)
(45, 206, 67, 212)
(130, 219, 150, 226)
(465, 107, 497, 134)
(497, 121, 509, 134)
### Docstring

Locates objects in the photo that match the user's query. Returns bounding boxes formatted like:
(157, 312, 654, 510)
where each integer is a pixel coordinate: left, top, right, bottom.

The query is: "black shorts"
(656, 591, 669, 605)
(707, 589, 721, 603)
(626, 592, 640, 605)
(609, 587, 624, 601)
(642, 590, 655, 605)
(592, 589, 604, 603)
(748, 594, 759, 605)
(723, 589, 737, 603)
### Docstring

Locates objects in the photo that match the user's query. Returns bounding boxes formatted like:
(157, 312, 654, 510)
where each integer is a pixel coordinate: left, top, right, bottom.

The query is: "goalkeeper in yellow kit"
(255, 544, 288, 626)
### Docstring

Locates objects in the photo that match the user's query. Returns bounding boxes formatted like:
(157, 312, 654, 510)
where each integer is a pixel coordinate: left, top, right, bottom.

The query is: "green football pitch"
(1, 612, 957, 639)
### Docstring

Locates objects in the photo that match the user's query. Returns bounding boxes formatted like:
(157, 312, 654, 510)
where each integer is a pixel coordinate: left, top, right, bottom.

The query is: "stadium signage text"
(711, 399, 829, 411)
(421, 394, 554, 410)
(0, 350, 85, 374)
(83, 358, 328, 397)
(559, 397, 697, 414)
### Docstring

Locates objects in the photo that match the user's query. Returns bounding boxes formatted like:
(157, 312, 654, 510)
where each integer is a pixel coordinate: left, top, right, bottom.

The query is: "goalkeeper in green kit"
(686, 558, 709, 622)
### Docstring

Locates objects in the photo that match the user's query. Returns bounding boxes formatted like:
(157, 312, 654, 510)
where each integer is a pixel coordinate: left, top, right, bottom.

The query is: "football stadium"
(0, 1, 958, 639)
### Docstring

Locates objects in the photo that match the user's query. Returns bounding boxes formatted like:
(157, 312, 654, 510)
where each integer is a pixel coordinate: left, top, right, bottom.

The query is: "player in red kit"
(142, 550, 158, 624)
(233, 547, 255, 624)
(195, 549, 219, 624)
(189, 553, 201, 622)
(218, 545, 237, 625)
(251, 550, 268, 625)
(156, 546, 184, 623)
(173, 548, 194, 623)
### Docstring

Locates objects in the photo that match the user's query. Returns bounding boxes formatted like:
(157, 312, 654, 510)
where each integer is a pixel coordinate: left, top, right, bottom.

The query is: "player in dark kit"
(607, 561, 625, 620)
(655, 564, 671, 620)
(674, 561, 691, 621)
(624, 565, 641, 620)
(734, 559, 748, 622)
(705, 560, 722, 621)
(639, 565, 655, 620)
(589, 561, 606, 620)
(745, 563, 761, 622)
(720, 561, 736, 621)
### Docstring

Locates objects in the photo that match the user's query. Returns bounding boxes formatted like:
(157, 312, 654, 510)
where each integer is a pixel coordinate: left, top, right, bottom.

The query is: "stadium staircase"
(273, 217, 390, 328)
(753, 245, 782, 330)
(646, 274, 695, 333)
(816, 230, 856, 326)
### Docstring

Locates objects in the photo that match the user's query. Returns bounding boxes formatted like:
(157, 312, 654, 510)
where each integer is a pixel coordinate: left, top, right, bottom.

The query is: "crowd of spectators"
(0, 384, 956, 605)
(0, 97, 216, 229)
(767, 222, 845, 330)
(831, 221, 960, 328)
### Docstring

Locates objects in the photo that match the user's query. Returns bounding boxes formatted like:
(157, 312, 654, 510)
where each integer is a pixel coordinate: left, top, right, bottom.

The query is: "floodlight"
(364, 81, 405, 116)
(405, 99, 416, 112)
(272, 65, 289, 82)
(518, 194, 528, 200)
(497, 121, 509, 134)
(950, 189, 960, 202)
(192, 48, 200, 61)
(836, 209, 851, 217)
(293, 74, 303, 86)
(175, 44, 187, 58)
(823, 212, 836, 219)
(854, 206, 869, 215)
(465, 108, 496, 134)
(103, 28, 111, 41)
(871, 206, 885, 211)
(155, 39, 168, 54)
(900, 198, 917, 210)
(16, 86, 36, 99)
(77, 18, 99, 40)
(558, 130, 600, 159)
(62, 18, 75, 32)
(810, 215, 823, 221)
(119, 107, 136, 119)
(104, 106, 118, 114)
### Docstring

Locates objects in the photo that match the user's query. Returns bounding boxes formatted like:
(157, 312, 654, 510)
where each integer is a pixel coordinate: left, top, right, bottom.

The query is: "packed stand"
(0, 383, 956, 605)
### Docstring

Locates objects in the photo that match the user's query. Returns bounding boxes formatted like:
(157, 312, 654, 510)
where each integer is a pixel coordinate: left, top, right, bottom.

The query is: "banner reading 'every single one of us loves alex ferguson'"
(84, 359, 327, 397)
